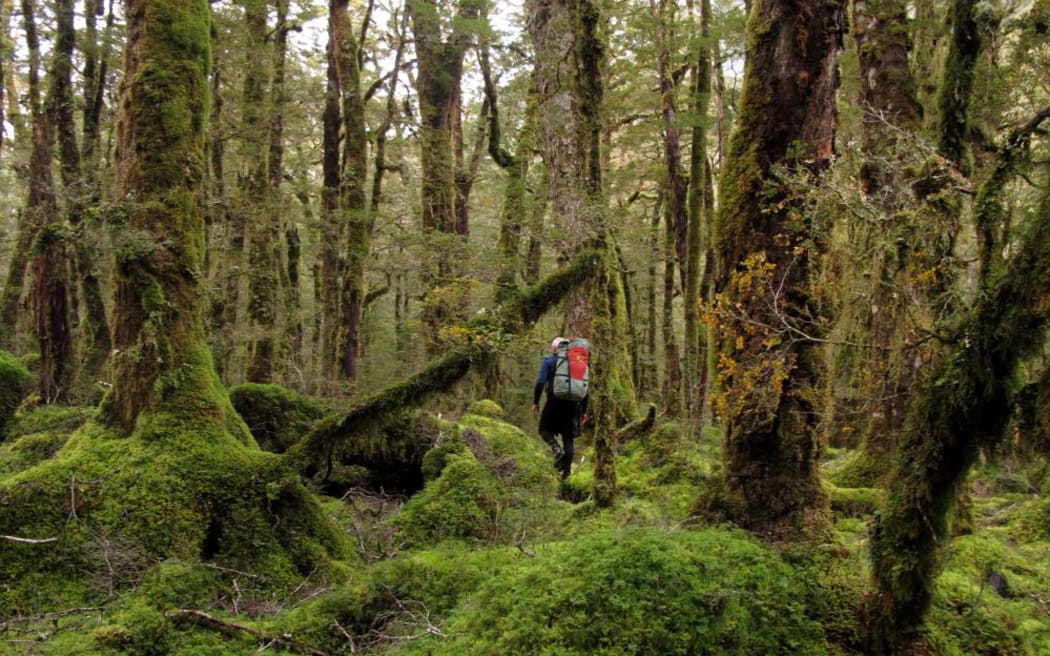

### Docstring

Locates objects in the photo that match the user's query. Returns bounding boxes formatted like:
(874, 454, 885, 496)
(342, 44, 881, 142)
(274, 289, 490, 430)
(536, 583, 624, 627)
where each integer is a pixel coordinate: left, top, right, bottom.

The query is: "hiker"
(532, 336, 590, 479)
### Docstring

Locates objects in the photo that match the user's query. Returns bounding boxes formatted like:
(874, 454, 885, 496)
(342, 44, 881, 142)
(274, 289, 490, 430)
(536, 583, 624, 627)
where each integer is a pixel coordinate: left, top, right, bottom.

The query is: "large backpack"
(551, 337, 591, 401)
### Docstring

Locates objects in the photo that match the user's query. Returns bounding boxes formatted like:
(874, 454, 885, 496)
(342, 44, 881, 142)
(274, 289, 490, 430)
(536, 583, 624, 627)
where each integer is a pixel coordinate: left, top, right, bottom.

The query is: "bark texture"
(712, 0, 844, 539)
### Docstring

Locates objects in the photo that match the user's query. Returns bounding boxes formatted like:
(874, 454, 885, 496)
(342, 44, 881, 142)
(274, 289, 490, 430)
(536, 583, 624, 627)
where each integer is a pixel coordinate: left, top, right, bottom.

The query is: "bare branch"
(2, 535, 57, 544)
(166, 609, 330, 656)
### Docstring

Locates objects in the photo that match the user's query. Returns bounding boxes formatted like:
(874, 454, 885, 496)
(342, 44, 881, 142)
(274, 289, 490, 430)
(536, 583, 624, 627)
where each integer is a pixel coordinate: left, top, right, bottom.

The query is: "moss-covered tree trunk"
(98, 0, 242, 434)
(0, 0, 46, 350)
(662, 199, 683, 415)
(409, 0, 480, 354)
(938, 0, 980, 174)
(240, 0, 279, 383)
(866, 161, 1050, 653)
(318, 0, 343, 384)
(655, 0, 685, 417)
(271, 0, 302, 379)
(529, 0, 637, 507)
(71, 0, 113, 395)
(334, 0, 369, 384)
(711, 0, 843, 540)
(480, 38, 531, 305)
(831, 0, 924, 487)
(22, 0, 72, 402)
(685, 0, 712, 418)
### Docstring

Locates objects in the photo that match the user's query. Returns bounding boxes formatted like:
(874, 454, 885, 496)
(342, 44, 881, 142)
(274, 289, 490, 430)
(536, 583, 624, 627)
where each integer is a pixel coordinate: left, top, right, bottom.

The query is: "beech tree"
(710, 0, 845, 540)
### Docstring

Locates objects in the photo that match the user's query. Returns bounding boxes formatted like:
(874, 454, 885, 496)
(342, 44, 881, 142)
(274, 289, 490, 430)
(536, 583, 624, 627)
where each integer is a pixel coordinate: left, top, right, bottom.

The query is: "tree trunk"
(528, 0, 637, 507)
(867, 151, 1050, 654)
(319, 2, 343, 383)
(334, 0, 369, 384)
(242, 0, 277, 383)
(98, 0, 245, 435)
(409, 0, 480, 353)
(71, 0, 113, 393)
(938, 0, 980, 174)
(712, 0, 844, 540)
(684, 0, 712, 417)
(662, 199, 683, 415)
(833, 0, 924, 487)
(38, 0, 80, 403)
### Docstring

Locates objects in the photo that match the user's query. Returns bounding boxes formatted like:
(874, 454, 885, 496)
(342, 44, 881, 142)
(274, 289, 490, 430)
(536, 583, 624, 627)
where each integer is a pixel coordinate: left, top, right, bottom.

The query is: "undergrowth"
(1, 393, 1048, 655)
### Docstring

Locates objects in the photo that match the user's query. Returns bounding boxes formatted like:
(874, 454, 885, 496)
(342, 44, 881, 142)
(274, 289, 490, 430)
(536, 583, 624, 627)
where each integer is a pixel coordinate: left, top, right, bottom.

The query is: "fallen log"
(286, 249, 601, 471)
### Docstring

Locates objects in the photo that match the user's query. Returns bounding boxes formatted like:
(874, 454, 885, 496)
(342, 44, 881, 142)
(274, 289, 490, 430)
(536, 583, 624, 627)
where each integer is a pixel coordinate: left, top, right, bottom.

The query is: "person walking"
(532, 337, 589, 479)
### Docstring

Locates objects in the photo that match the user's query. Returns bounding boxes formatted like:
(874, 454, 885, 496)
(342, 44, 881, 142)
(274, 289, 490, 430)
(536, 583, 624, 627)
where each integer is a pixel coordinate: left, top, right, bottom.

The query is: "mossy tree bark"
(98, 0, 242, 435)
(655, 0, 685, 417)
(0, 0, 48, 350)
(334, 0, 369, 385)
(711, 0, 844, 540)
(271, 0, 303, 378)
(685, 0, 712, 418)
(318, 1, 342, 384)
(832, 0, 924, 487)
(241, 0, 280, 383)
(409, 0, 481, 353)
(480, 39, 532, 306)
(20, 0, 72, 402)
(662, 199, 683, 415)
(529, 0, 637, 507)
(938, 0, 980, 174)
(866, 157, 1050, 654)
(71, 0, 114, 396)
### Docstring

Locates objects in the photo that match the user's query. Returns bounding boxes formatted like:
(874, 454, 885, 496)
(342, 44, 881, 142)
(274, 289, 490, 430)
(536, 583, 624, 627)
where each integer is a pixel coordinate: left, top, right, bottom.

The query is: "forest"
(1, 0, 1049, 653)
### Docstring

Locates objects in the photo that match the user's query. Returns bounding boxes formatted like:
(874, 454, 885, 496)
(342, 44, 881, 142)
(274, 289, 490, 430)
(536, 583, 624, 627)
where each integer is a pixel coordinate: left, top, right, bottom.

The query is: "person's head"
(550, 337, 567, 353)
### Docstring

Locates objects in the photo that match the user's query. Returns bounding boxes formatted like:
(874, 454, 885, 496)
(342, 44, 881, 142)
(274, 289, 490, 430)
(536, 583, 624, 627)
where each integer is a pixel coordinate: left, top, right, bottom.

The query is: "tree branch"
(2, 535, 57, 544)
(166, 609, 329, 656)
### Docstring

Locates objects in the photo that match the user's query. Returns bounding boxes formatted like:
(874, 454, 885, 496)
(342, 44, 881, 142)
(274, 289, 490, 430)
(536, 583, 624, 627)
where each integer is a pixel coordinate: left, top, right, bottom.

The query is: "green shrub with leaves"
(396, 527, 828, 656)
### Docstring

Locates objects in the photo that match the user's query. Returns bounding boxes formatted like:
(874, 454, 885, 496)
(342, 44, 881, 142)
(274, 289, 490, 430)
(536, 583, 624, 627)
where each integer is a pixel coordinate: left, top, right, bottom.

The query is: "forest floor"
(1, 394, 1049, 655)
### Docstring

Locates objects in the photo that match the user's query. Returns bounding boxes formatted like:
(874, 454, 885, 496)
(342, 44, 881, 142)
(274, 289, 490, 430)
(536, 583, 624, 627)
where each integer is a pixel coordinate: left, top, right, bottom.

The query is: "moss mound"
(0, 412, 350, 614)
(228, 383, 323, 454)
(0, 350, 32, 440)
(395, 527, 827, 656)
(397, 410, 563, 546)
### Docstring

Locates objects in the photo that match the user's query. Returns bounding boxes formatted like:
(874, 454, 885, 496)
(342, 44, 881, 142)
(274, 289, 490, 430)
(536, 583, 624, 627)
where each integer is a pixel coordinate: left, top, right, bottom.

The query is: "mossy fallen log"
(287, 249, 601, 471)
(616, 403, 657, 443)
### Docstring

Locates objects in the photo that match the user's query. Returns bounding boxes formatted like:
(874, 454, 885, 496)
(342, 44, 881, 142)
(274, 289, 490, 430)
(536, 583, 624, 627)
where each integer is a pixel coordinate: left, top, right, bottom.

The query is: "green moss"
(0, 430, 72, 475)
(0, 349, 32, 439)
(395, 527, 828, 656)
(5, 404, 93, 438)
(467, 398, 504, 418)
(0, 414, 349, 613)
(228, 383, 322, 453)
(824, 481, 883, 518)
(396, 455, 502, 546)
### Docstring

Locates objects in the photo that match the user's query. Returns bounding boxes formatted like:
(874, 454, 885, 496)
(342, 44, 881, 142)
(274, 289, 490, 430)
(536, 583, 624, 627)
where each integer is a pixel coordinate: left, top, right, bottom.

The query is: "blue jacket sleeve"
(533, 356, 553, 405)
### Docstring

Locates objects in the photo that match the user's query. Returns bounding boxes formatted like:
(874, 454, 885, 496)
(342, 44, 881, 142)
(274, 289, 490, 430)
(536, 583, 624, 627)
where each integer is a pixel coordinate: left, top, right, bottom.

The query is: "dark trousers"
(539, 398, 579, 479)
(540, 429, 574, 479)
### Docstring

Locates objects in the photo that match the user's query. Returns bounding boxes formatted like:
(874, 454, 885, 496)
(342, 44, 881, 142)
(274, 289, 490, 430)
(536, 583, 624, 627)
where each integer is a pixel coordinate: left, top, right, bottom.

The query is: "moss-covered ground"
(1, 391, 1048, 655)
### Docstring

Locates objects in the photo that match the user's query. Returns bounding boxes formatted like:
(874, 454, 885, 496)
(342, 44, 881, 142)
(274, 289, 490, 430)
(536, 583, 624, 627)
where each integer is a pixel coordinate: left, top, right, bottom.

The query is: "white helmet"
(551, 337, 567, 352)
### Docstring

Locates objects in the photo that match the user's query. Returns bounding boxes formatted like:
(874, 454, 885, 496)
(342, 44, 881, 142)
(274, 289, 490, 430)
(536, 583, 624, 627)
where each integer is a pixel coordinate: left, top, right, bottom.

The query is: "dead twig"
(166, 609, 330, 656)
(1, 535, 57, 544)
